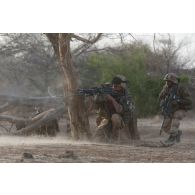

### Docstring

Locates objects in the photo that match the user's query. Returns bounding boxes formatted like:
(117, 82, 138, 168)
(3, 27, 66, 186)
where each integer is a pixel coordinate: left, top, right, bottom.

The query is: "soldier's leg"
(161, 117, 176, 144)
(171, 110, 186, 129)
(170, 110, 186, 142)
(94, 116, 110, 142)
(111, 114, 123, 141)
(164, 110, 186, 144)
(96, 116, 102, 126)
(161, 117, 172, 134)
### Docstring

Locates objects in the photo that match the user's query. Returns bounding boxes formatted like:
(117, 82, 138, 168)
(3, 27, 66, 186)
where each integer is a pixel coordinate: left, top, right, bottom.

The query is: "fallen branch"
(13, 106, 65, 135)
(0, 102, 13, 113)
(0, 115, 31, 123)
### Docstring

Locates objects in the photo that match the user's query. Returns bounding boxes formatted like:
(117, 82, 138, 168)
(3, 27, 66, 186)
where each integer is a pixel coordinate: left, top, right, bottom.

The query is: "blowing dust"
(0, 135, 95, 147)
(0, 112, 195, 147)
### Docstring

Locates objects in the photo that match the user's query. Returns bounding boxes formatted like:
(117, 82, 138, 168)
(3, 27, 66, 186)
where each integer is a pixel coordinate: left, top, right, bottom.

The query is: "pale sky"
(96, 33, 195, 68)
(141, 33, 195, 68)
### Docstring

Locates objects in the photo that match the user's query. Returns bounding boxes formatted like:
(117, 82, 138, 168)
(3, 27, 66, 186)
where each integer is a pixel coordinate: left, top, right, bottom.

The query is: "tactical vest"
(94, 90, 135, 124)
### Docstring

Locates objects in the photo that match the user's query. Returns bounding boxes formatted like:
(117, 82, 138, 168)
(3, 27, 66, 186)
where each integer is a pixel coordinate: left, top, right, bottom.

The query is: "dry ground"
(0, 114, 195, 163)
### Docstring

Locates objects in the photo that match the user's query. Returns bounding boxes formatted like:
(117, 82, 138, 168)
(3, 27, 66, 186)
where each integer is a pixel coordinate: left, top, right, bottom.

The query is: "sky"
(1, 33, 195, 68)
(140, 33, 195, 65)
(97, 33, 195, 68)
(139, 33, 195, 68)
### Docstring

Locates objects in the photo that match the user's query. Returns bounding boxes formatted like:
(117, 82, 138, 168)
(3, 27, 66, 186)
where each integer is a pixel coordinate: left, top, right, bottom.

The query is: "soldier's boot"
(176, 130, 182, 143)
(164, 131, 178, 144)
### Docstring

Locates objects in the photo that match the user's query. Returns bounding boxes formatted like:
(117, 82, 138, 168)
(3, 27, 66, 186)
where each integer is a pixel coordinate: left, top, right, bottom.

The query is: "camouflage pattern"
(93, 89, 134, 143)
(159, 79, 192, 144)
(112, 74, 128, 89)
(160, 110, 186, 134)
(163, 73, 179, 84)
(159, 84, 192, 112)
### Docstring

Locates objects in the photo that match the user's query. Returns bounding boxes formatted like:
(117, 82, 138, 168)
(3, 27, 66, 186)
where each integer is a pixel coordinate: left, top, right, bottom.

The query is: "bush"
(79, 43, 190, 117)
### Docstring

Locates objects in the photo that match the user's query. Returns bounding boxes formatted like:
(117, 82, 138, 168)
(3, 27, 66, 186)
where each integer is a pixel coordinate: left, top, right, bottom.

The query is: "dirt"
(0, 114, 195, 163)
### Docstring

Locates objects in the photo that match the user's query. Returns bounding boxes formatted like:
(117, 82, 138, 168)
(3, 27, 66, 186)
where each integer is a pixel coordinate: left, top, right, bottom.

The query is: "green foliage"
(79, 42, 190, 117)
(179, 74, 190, 85)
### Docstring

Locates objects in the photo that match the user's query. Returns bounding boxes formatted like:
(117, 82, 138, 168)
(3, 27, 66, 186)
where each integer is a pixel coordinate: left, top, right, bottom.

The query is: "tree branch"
(71, 33, 103, 44)
(153, 33, 156, 53)
(128, 33, 137, 41)
(13, 106, 65, 135)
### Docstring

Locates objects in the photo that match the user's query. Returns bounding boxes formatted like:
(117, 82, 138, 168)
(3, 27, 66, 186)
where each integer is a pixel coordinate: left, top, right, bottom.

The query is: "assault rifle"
(160, 85, 180, 135)
(76, 84, 123, 98)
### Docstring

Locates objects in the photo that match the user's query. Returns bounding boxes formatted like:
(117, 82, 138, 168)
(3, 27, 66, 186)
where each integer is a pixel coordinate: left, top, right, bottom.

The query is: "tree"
(45, 33, 102, 140)
(83, 41, 162, 117)
(0, 33, 61, 96)
(152, 34, 190, 74)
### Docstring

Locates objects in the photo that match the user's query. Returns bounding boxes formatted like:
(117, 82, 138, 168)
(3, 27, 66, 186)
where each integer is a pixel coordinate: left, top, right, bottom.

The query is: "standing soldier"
(159, 73, 192, 145)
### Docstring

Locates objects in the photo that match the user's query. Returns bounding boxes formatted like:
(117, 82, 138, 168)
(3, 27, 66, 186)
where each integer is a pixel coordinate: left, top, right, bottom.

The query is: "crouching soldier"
(159, 73, 192, 145)
(93, 75, 140, 143)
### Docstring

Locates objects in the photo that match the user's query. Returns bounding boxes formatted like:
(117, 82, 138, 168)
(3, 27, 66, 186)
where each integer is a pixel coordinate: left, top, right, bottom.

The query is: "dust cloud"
(0, 114, 194, 162)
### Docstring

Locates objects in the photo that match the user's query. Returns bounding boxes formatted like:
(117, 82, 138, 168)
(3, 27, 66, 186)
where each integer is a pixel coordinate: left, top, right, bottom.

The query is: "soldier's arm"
(106, 95, 123, 113)
(178, 87, 192, 106)
(87, 96, 94, 114)
(159, 85, 167, 101)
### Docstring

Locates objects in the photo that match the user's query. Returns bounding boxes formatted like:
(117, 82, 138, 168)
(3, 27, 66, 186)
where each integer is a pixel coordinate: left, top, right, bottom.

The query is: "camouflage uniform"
(94, 75, 135, 143)
(159, 73, 192, 144)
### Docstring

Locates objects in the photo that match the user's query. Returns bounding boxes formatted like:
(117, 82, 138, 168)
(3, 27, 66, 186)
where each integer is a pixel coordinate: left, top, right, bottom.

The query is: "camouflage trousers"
(94, 114, 131, 143)
(161, 110, 186, 134)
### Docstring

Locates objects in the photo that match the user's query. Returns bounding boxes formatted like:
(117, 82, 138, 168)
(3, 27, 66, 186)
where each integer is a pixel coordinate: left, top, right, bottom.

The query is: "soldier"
(93, 75, 139, 143)
(159, 73, 192, 145)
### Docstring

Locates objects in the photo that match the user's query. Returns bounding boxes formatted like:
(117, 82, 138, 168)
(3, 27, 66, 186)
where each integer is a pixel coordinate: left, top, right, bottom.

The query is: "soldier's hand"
(106, 94, 114, 101)
(160, 100, 164, 107)
(94, 94, 107, 102)
(171, 100, 178, 106)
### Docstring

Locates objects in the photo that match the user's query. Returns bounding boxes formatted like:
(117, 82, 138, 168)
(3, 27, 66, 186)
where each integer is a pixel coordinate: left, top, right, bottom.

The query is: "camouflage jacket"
(94, 90, 135, 124)
(159, 84, 192, 113)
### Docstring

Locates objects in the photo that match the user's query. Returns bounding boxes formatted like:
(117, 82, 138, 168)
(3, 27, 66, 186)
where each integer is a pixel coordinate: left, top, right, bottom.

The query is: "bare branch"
(72, 33, 103, 56)
(119, 33, 125, 44)
(73, 44, 93, 57)
(72, 42, 92, 55)
(0, 102, 12, 113)
(71, 33, 103, 44)
(153, 33, 156, 53)
(0, 115, 31, 123)
(128, 33, 137, 41)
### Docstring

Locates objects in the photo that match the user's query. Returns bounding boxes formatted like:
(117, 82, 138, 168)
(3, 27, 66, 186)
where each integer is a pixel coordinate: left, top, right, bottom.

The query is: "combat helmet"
(112, 74, 128, 89)
(163, 73, 179, 84)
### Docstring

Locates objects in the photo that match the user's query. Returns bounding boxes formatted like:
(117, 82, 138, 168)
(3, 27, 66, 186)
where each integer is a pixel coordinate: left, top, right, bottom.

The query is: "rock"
(58, 150, 77, 159)
(23, 152, 34, 159)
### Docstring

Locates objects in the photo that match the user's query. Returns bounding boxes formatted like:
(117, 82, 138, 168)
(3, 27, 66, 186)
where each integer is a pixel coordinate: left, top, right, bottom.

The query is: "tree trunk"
(58, 34, 91, 140)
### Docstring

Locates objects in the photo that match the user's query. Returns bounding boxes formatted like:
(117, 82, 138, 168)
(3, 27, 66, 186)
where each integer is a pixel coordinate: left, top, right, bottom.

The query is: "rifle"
(77, 84, 134, 124)
(76, 84, 124, 99)
(160, 85, 180, 135)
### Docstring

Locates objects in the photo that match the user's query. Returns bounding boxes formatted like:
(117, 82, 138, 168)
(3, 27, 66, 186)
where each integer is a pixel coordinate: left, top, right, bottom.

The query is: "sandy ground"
(0, 114, 195, 163)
